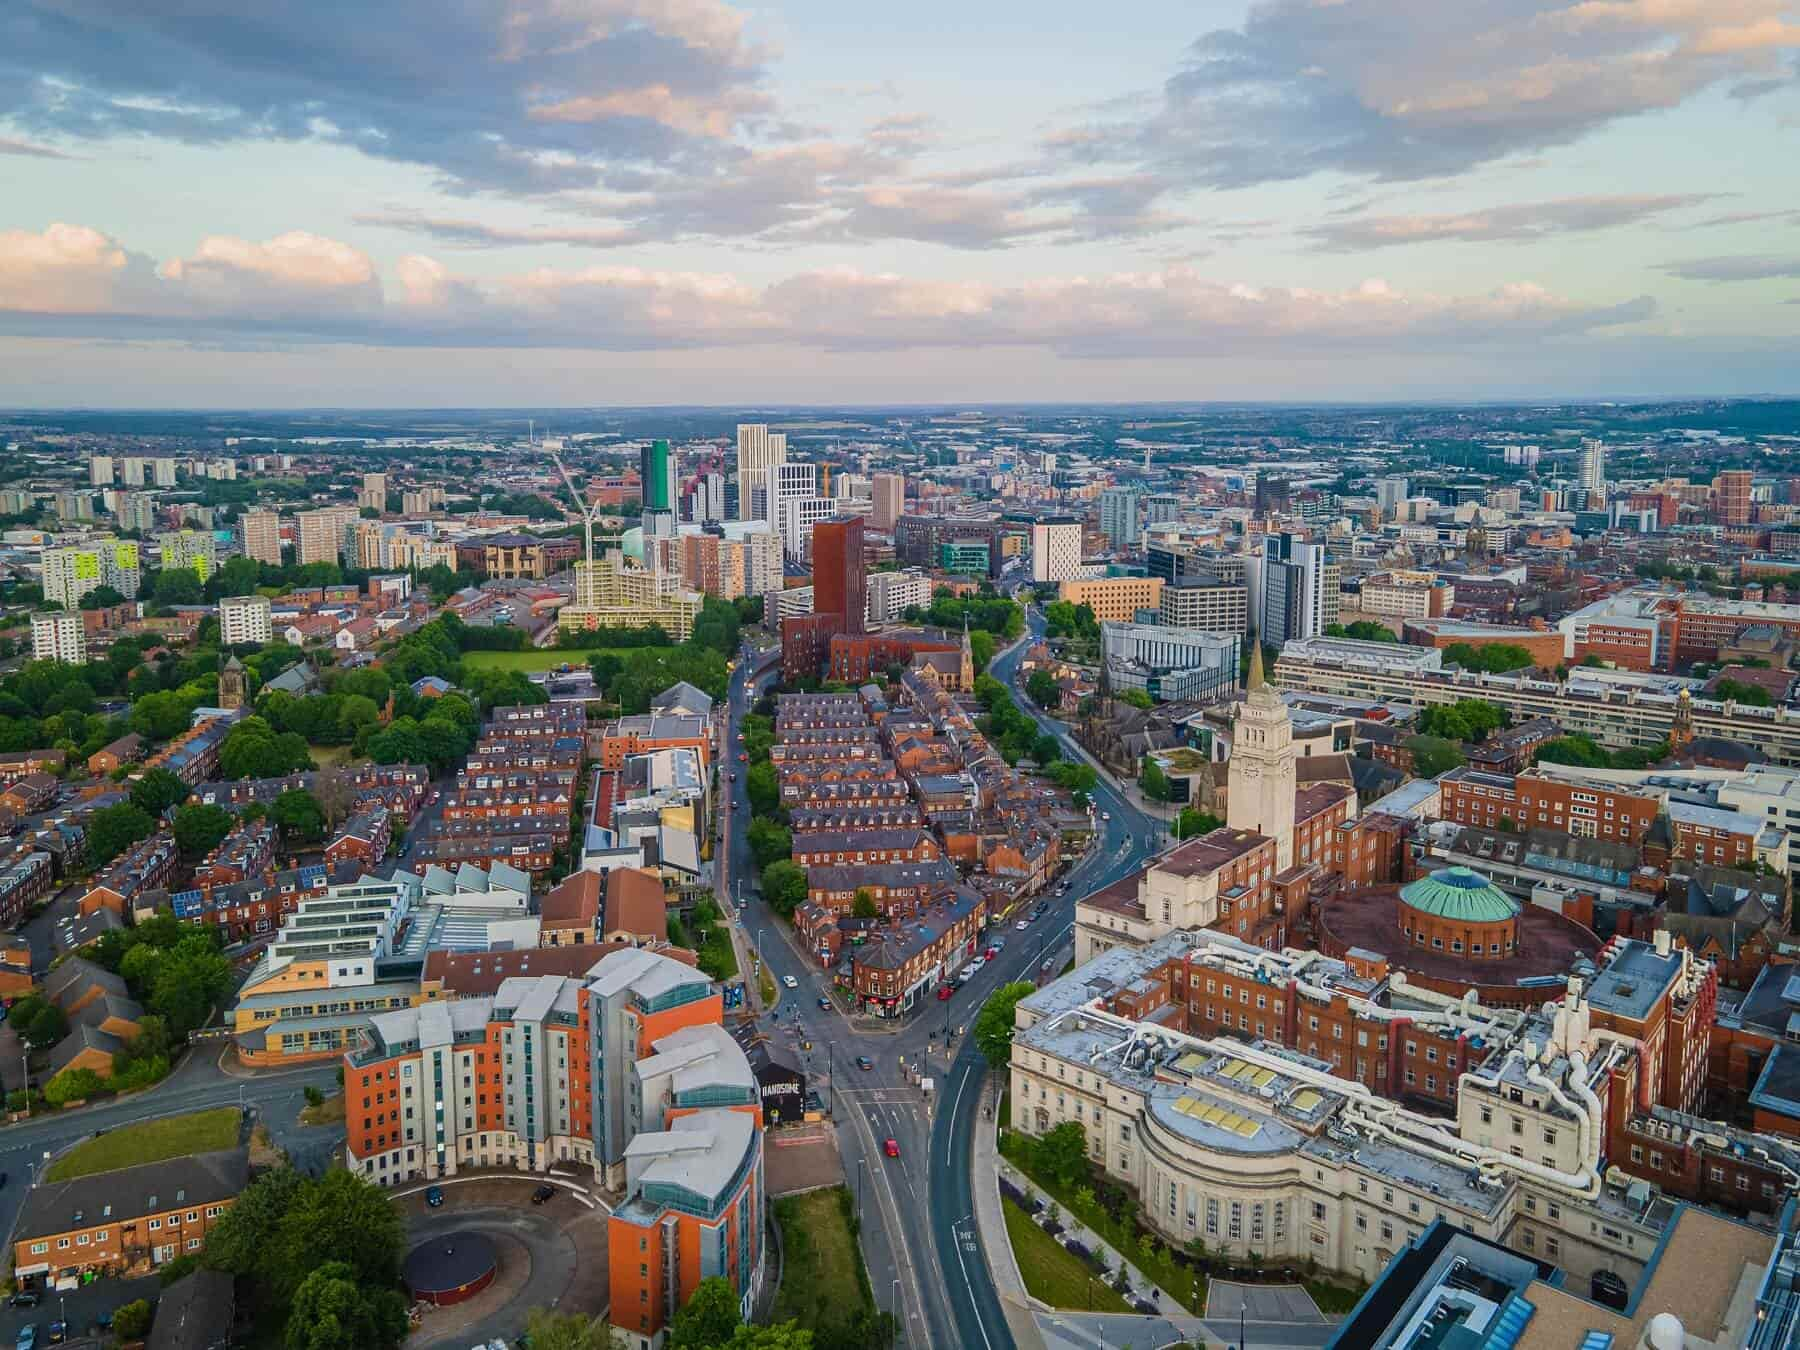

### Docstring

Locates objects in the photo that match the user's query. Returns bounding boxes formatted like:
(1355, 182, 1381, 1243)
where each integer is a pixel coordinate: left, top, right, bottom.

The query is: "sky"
(1, 0, 1798, 408)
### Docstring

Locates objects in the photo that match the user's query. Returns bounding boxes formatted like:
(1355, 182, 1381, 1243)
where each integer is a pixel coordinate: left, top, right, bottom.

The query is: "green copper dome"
(1399, 867, 1518, 923)
(620, 526, 645, 564)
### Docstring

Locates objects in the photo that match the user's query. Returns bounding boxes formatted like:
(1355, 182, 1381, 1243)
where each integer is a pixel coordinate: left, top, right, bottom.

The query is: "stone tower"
(218, 653, 247, 712)
(1227, 643, 1297, 869)
(959, 612, 974, 693)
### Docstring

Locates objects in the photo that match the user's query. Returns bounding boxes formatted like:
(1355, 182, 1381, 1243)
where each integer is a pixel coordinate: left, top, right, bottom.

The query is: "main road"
(722, 611, 1164, 1347)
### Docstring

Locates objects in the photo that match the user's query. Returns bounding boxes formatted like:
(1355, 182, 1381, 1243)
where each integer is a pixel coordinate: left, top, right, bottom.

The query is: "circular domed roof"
(1399, 867, 1518, 923)
(620, 526, 645, 563)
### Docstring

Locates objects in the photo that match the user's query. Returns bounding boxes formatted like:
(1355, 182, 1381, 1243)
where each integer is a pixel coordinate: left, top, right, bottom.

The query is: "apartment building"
(219, 594, 273, 646)
(42, 539, 141, 607)
(238, 509, 282, 565)
(1030, 518, 1082, 583)
(31, 610, 87, 664)
(866, 568, 933, 624)
(1357, 569, 1453, 621)
(296, 505, 358, 565)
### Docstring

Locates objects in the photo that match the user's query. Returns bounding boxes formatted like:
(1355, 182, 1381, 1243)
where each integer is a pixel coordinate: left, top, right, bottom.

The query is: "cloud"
(0, 222, 1659, 357)
(1054, 0, 1800, 187)
(354, 212, 652, 250)
(1678, 207, 1800, 228)
(1307, 193, 1719, 250)
(1659, 254, 1800, 280)
(0, 0, 770, 193)
(0, 135, 76, 159)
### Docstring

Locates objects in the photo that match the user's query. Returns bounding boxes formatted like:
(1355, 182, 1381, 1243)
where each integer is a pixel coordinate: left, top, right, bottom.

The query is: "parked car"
(1015, 919, 1030, 930)
(426, 1185, 443, 1207)
(16, 1326, 37, 1350)
(531, 1184, 556, 1204)
(936, 984, 953, 1001)
(969, 957, 985, 973)
(44, 1325, 63, 1346)
(7, 1291, 38, 1309)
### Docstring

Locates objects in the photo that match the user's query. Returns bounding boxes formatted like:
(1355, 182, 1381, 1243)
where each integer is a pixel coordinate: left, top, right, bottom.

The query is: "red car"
(936, 984, 953, 1001)
(883, 1138, 900, 1158)
(739, 752, 748, 762)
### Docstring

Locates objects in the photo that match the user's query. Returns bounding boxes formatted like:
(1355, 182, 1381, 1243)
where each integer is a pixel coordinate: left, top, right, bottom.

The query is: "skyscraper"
(88, 455, 113, 486)
(297, 505, 358, 565)
(1099, 486, 1142, 548)
(1375, 476, 1410, 517)
(812, 515, 866, 637)
(764, 462, 816, 553)
(1030, 519, 1082, 583)
(735, 424, 787, 521)
(1259, 533, 1338, 645)
(1579, 440, 1606, 505)
(240, 509, 283, 565)
(639, 439, 677, 514)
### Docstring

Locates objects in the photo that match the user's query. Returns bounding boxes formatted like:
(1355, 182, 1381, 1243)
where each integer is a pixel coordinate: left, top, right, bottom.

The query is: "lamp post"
(857, 1156, 865, 1218)
(891, 1277, 901, 1339)
(826, 1040, 835, 1121)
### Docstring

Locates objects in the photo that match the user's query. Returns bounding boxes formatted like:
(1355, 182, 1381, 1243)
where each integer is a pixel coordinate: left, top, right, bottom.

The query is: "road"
(721, 613, 1165, 1348)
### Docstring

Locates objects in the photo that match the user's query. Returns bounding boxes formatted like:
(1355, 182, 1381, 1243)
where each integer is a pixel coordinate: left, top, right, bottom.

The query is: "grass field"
(1003, 1197, 1133, 1313)
(462, 647, 649, 673)
(48, 1106, 240, 1180)
(772, 1187, 875, 1333)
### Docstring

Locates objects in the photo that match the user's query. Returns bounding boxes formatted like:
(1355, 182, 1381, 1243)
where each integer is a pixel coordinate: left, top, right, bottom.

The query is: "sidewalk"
(972, 1078, 1050, 1350)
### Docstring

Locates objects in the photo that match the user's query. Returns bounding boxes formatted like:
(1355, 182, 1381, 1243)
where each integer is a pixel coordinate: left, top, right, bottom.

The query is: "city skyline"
(2, 0, 1800, 405)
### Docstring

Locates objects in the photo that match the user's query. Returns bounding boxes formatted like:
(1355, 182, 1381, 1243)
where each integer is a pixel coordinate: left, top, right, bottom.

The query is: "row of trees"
(1323, 621, 1397, 643)
(974, 675, 1061, 767)
(1441, 641, 1539, 674)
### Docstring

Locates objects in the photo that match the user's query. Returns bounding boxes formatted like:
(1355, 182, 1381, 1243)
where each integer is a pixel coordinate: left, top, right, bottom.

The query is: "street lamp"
(891, 1278, 901, 1337)
(826, 1040, 835, 1121)
(857, 1156, 866, 1218)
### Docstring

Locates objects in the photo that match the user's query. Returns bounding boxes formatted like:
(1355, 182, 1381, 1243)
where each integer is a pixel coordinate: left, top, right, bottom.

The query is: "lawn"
(48, 1106, 240, 1180)
(307, 743, 358, 769)
(771, 1187, 876, 1335)
(1003, 1197, 1133, 1313)
(462, 647, 647, 673)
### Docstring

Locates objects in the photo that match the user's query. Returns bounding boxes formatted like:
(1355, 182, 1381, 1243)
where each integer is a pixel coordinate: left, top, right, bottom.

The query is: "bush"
(112, 1299, 152, 1339)
(44, 1067, 106, 1107)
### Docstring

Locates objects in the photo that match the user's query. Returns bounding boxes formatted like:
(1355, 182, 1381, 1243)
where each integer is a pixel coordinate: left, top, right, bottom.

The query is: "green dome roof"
(1399, 867, 1518, 923)
(620, 526, 645, 563)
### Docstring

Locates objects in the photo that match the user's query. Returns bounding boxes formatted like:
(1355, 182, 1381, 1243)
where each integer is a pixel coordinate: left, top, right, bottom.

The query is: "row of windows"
(27, 1207, 223, 1254)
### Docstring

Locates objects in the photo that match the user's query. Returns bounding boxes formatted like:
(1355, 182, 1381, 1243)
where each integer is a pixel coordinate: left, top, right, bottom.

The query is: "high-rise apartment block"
(1375, 475, 1410, 517)
(239, 509, 283, 565)
(358, 472, 387, 513)
(812, 515, 866, 638)
(31, 611, 87, 665)
(872, 473, 905, 531)
(219, 595, 274, 647)
(1580, 439, 1607, 505)
(1030, 518, 1082, 583)
(638, 439, 677, 514)
(735, 424, 787, 521)
(297, 506, 358, 565)
(42, 540, 141, 607)
(120, 456, 148, 487)
(763, 462, 817, 554)
(1714, 469, 1753, 526)
(158, 529, 216, 579)
(117, 492, 157, 535)
(87, 455, 113, 486)
(152, 458, 178, 487)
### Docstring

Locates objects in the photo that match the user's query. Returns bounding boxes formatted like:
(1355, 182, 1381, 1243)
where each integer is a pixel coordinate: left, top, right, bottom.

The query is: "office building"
(1099, 486, 1142, 548)
(1143, 493, 1182, 526)
(1159, 577, 1249, 633)
(735, 424, 787, 521)
(297, 505, 358, 565)
(42, 539, 141, 607)
(1101, 622, 1240, 705)
(1254, 475, 1291, 516)
(1260, 533, 1339, 645)
(219, 595, 274, 647)
(563, 555, 702, 641)
(158, 529, 216, 580)
(1375, 475, 1409, 517)
(1057, 576, 1163, 623)
(1579, 439, 1607, 505)
(357, 472, 387, 513)
(937, 538, 992, 575)
(639, 439, 676, 514)
(239, 509, 282, 566)
(87, 455, 113, 486)
(1030, 518, 1082, 583)
(872, 473, 905, 531)
(31, 611, 87, 664)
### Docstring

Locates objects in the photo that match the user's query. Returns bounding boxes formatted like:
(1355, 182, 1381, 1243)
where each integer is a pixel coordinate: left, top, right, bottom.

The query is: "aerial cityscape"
(4, 4, 1800, 1350)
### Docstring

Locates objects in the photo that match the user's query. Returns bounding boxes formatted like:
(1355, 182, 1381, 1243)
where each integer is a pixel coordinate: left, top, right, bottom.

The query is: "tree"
(849, 887, 880, 920)
(44, 1066, 106, 1106)
(129, 767, 191, 817)
(1138, 756, 1170, 802)
(1025, 669, 1061, 710)
(13, 998, 67, 1050)
(87, 801, 156, 867)
(172, 802, 234, 860)
(1173, 808, 1223, 839)
(726, 1327, 812, 1350)
(152, 567, 205, 607)
(285, 1261, 409, 1350)
(747, 818, 792, 869)
(745, 760, 780, 818)
(1118, 688, 1154, 710)
(205, 1166, 310, 1280)
(969, 629, 996, 675)
(1035, 1120, 1091, 1188)
(1405, 734, 1466, 778)
(78, 585, 127, 611)
(522, 1310, 619, 1350)
(271, 788, 327, 843)
(148, 936, 233, 1037)
(130, 688, 201, 741)
(670, 1275, 743, 1349)
(1716, 678, 1774, 707)
(219, 716, 313, 780)
(111, 1299, 153, 1340)
(1442, 642, 1536, 674)
(761, 861, 809, 917)
(974, 981, 1035, 1067)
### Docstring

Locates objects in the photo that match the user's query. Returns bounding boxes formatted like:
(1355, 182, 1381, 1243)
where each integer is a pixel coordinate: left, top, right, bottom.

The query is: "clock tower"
(1227, 643, 1297, 870)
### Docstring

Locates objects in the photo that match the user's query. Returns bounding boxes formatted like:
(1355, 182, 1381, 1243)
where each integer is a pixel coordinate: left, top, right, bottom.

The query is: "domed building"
(1317, 861, 1600, 1006)
(1397, 867, 1520, 961)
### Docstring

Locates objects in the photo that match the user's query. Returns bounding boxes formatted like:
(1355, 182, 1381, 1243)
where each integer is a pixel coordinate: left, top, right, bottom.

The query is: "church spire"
(1246, 640, 1265, 691)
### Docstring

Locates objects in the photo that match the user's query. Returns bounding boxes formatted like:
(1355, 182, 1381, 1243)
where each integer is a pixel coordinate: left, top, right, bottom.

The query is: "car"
(983, 946, 999, 960)
(45, 1326, 63, 1346)
(936, 984, 953, 1000)
(16, 1326, 36, 1350)
(426, 1185, 443, 1207)
(882, 1138, 900, 1158)
(856, 1055, 874, 1070)
(729, 772, 737, 782)
(739, 752, 748, 762)
(782, 974, 798, 989)
(531, 1184, 556, 1204)
(1101, 811, 1111, 821)
(1015, 919, 1030, 930)
(816, 996, 832, 1011)
(7, 1292, 38, 1309)
(969, 957, 985, 972)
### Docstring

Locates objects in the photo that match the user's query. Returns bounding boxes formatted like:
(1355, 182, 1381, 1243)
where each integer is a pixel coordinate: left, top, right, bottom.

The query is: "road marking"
(946, 1066, 971, 1166)
(950, 1216, 996, 1350)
